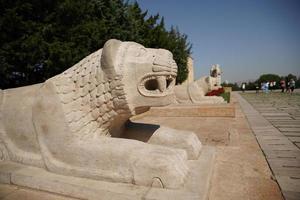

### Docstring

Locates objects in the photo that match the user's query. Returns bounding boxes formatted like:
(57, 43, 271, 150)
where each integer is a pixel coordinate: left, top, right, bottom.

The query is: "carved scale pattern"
(50, 49, 130, 137)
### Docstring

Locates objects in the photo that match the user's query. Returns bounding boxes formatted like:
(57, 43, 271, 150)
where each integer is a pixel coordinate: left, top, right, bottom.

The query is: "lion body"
(0, 40, 202, 189)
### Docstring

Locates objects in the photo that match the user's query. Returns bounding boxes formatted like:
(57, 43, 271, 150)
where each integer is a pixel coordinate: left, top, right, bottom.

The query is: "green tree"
(286, 74, 297, 82)
(296, 76, 300, 88)
(257, 74, 281, 84)
(221, 82, 240, 91)
(245, 81, 257, 90)
(256, 74, 281, 89)
(0, 0, 191, 89)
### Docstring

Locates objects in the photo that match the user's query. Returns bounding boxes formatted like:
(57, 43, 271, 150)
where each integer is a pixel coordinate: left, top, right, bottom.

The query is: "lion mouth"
(138, 72, 176, 97)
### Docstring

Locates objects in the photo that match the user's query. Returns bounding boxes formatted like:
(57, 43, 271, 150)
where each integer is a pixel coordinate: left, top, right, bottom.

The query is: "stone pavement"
(0, 93, 283, 199)
(238, 91, 300, 200)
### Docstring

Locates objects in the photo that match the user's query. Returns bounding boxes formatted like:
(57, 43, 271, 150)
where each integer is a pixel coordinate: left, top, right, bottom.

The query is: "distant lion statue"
(174, 64, 225, 104)
(0, 39, 202, 189)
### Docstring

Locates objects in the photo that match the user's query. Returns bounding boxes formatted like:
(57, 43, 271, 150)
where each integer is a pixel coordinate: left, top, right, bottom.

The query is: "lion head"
(52, 39, 178, 136)
(101, 39, 177, 115)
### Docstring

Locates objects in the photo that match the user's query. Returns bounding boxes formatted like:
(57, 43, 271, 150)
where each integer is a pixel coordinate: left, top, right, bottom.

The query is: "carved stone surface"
(0, 39, 202, 189)
(210, 64, 222, 87)
(174, 64, 225, 104)
(181, 57, 194, 85)
(0, 146, 215, 200)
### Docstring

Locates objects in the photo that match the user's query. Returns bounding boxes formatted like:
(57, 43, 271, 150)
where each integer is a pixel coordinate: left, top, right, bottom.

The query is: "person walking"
(286, 78, 290, 93)
(289, 79, 296, 94)
(241, 83, 246, 93)
(280, 79, 286, 93)
(255, 83, 259, 93)
(270, 81, 273, 92)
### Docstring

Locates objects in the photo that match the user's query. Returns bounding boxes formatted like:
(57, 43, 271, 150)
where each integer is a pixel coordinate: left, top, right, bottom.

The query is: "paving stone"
(238, 92, 300, 200)
(268, 120, 294, 124)
(260, 143, 299, 151)
(274, 124, 300, 128)
(282, 191, 300, 200)
(264, 117, 292, 120)
(277, 176, 300, 192)
(279, 128, 300, 132)
(262, 113, 290, 116)
(289, 137, 300, 143)
(263, 150, 300, 159)
(282, 132, 300, 137)
(268, 159, 300, 177)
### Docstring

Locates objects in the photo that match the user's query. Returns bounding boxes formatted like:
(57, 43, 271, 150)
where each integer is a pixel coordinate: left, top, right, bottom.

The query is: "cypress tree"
(0, 0, 191, 89)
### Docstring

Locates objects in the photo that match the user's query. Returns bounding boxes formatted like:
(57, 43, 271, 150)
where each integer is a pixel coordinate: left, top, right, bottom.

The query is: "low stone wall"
(134, 103, 236, 118)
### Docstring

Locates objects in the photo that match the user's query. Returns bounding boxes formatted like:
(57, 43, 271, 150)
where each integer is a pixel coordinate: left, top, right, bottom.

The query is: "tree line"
(0, 0, 192, 89)
(222, 73, 300, 91)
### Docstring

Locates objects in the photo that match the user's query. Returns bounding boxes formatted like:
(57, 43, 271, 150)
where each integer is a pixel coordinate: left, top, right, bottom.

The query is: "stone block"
(0, 184, 19, 198)
(143, 103, 236, 118)
(0, 146, 215, 200)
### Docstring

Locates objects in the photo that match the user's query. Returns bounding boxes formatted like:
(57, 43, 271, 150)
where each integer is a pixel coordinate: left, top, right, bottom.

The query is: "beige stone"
(182, 57, 194, 85)
(174, 64, 224, 104)
(0, 146, 215, 200)
(0, 39, 202, 190)
(0, 184, 18, 198)
(1, 187, 74, 200)
(143, 103, 235, 118)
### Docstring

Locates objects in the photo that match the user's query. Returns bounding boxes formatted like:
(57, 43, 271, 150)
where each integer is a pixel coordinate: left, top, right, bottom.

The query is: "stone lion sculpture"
(0, 39, 202, 189)
(174, 64, 225, 104)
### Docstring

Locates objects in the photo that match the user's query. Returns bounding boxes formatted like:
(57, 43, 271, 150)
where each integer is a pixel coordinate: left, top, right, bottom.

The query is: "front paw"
(132, 145, 188, 189)
(149, 126, 202, 160)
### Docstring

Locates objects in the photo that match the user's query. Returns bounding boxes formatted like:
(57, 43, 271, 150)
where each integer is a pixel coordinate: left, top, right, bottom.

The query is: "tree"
(256, 74, 281, 89)
(0, 0, 191, 89)
(221, 82, 240, 91)
(296, 76, 300, 88)
(245, 81, 257, 90)
(256, 74, 281, 84)
(286, 74, 297, 82)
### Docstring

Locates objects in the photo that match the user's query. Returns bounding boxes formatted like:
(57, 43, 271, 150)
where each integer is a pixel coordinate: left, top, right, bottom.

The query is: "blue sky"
(136, 0, 300, 82)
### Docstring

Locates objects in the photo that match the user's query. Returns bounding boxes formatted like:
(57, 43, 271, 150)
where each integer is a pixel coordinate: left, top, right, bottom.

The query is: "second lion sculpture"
(0, 39, 202, 189)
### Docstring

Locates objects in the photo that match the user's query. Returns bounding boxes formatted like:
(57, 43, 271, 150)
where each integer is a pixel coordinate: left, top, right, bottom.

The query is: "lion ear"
(101, 39, 122, 79)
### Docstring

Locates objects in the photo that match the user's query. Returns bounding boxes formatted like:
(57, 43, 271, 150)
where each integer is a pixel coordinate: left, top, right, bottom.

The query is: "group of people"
(240, 78, 296, 94)
(280, 79, 296, 93)
(258, 81, 277, 93)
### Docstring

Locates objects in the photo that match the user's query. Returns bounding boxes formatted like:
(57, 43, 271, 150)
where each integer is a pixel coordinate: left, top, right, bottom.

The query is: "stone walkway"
(238, 91, 300, 200)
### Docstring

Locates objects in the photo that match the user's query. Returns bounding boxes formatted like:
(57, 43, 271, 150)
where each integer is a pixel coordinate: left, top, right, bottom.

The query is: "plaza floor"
(239, 91, 300, 200)
(0, 92, 285, 200)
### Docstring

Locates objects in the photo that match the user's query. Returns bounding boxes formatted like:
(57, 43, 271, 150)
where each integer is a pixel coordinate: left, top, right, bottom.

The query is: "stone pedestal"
(223, 87, 232, 93)
(0, 146, 215, 200)
(136, 103, 236, 118)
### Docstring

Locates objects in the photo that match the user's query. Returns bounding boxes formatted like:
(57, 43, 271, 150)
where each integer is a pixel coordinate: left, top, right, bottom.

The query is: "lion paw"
(132, 146, 188, 189)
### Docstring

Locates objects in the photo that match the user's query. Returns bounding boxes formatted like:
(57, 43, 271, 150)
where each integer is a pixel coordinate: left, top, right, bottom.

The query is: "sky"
(136, 0, 300, 83)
